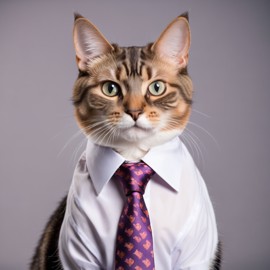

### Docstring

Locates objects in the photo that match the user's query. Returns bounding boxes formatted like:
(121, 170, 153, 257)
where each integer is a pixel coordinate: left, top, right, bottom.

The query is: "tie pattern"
(114, 162, 155, 270)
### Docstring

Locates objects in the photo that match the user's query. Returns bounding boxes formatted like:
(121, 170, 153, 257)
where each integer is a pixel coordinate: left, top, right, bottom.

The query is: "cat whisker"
(104, 125, 119, 147)
(188, 121, 220, 150)
(83, 119, 112, 136)
(50, 120, 78, 142)
(104, 126, 117, 147)
(89, 123, 113, 146)
(185, 127, 207, 154)
(86, 122, 110, 135)
(192, 109, 211, 118)
(184, 127, 201, 144)
(57, 129, 85, 158)
(163, 118, 206, 167)
(181, 129, 205, 168)
(58, 119, 113, 161)
(190, 131, 205, 163)
(166, 119, 182, 130)
(71, 138, 87, 165)
(180, 132, 196, 159)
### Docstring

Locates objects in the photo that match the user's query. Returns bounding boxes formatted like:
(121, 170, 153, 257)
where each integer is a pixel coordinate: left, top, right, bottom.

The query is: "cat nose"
(126, 109, 143, 121)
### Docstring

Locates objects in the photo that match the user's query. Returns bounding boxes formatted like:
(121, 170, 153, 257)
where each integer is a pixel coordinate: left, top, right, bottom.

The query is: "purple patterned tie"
(114, 162, 155, 270)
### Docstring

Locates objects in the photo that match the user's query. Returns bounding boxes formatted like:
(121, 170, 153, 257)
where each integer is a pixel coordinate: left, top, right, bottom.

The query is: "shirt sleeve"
(59, 214, 103, 270)
(172, 178, 218, 270)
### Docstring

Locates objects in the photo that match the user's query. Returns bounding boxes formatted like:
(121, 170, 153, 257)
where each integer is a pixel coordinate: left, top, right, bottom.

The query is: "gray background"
(0, 0, 269, 269)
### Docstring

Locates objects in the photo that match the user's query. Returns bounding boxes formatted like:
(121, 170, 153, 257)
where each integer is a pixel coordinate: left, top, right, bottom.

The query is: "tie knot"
(114, 162, 155, 196)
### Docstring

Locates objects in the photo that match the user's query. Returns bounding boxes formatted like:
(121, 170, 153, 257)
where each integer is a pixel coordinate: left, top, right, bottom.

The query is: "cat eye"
(102, 81, 120, 97)
(148, 81, 166, 96)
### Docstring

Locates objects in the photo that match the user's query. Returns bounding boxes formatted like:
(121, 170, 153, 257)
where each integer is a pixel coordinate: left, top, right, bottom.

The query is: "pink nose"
(126, 109, 143, 121)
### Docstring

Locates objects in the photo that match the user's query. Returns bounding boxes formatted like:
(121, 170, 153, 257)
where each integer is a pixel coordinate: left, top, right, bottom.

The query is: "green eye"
(102, 81, 120, 97)
(148, 81, 166, 96)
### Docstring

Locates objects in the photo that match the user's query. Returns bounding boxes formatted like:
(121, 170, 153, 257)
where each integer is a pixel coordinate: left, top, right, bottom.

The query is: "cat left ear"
(152, 15, 191, 68)
(73, 14, 114, 71)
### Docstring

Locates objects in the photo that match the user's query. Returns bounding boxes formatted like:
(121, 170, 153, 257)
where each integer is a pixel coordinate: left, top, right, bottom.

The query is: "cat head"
(72, 13, 192, 158)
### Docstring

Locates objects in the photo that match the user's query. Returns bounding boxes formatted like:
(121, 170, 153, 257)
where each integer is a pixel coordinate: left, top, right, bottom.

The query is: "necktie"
(114, 162, 155, 270)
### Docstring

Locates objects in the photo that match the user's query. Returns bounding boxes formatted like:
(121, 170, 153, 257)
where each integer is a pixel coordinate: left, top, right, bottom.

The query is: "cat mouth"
(132, 123, 153, 132)
(120, 124, 154, 141)
(121, 123, 153, 134)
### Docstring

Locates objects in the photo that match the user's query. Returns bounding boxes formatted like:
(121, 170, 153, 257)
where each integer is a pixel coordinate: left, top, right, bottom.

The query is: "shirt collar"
(86, 137, 183, 195)
(86, 140, 125, 195)
(141, 137, 183, 192)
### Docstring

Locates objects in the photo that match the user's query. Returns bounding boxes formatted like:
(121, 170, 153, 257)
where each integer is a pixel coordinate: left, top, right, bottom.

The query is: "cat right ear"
(152, 15, 191, 68)
(73, 14, 114, 71)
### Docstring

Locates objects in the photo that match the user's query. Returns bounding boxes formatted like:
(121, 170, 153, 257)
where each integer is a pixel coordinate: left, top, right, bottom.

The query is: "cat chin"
(113, 129, 183, 161)
(142, 129, 183, 148)
(88, 126, 182, 160)
(120, 126, 154, 142)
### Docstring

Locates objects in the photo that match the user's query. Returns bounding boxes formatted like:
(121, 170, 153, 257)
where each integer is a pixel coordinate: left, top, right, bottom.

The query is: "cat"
(31, 13, 221, 270)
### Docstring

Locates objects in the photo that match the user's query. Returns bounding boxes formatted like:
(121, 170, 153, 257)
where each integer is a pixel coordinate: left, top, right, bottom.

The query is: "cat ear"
(152, 14, 191, 68)
(73, 14, 114, 71)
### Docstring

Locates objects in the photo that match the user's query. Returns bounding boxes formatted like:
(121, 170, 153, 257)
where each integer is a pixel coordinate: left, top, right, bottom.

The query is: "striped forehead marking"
(113, 46, 154, 87)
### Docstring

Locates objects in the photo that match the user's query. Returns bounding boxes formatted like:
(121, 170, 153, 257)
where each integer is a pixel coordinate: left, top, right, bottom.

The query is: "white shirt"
(59, 137, 218, 270)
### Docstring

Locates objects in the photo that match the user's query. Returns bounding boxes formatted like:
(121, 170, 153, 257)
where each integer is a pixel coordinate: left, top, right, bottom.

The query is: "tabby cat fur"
(30, 13, 221, 270)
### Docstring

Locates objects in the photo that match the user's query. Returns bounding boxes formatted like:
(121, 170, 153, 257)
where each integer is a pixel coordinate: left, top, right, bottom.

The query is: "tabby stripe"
(115, 66, 122, 81)
(122, 62, 130, 77)
(129, 47, 138, 64)
(178, 106, 190, 121)
(129, 47, 138, 76)
(140, 49, 147, 60)
(116, 49, 126, 61)
(140, 47, 153, 61)
(153, 92, 178, 110)
(123, 80, 130, 92)
(72, 84, 98, 106)
(169, 83, 192, 105)
(146, 66, 152, 80)
(88, 94, 114, 110)
(138, 61, 145, 76)
(78, 70, 89, 78)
